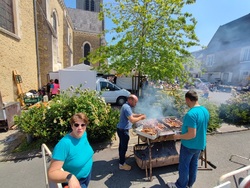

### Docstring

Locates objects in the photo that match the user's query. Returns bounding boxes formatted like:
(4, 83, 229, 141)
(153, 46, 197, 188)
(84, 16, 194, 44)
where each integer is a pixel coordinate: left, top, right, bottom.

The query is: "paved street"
(0, 130, 249, 188)
(206, 90, 232, 105)
(0, 157, 45, 187)
(0, 91, 249, 188)
(91, 130, 250, 188)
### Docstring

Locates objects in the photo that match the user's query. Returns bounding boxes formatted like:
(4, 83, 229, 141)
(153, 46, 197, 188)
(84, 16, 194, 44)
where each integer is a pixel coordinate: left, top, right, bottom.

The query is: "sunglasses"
(73, 123, 86, 127)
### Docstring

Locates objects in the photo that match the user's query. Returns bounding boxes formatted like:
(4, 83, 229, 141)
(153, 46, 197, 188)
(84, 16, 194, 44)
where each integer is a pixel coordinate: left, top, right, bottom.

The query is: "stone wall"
(63, 14, 74, 68)
(37, 0, 74, 86)
(36, 0, 53, 87)
(0, 0, 102, 103)
(0, 0, 37, 102)
(73, 31, 101, 67)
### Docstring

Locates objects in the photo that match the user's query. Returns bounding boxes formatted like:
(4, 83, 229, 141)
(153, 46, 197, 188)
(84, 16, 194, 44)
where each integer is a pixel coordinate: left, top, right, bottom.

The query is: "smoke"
(134, 86, 180, 119)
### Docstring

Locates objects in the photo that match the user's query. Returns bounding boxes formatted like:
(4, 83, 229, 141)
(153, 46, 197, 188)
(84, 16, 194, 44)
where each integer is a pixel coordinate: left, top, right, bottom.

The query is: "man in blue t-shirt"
(167, 90, 210, 188)
(117, 94, 146, 171)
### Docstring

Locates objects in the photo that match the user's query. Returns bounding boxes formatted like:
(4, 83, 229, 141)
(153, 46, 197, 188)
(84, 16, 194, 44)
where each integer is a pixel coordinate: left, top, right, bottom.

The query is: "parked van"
(51, 65, 130, 105)
(96, 78, 130, 105)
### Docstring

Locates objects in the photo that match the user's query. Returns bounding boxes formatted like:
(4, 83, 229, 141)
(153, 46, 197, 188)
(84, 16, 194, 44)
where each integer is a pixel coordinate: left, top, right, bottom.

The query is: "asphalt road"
(0, 130, 249, 188)
(91, 130, 250, 188)
(206, 90, 232, 105)
(0, 90, 247, 188)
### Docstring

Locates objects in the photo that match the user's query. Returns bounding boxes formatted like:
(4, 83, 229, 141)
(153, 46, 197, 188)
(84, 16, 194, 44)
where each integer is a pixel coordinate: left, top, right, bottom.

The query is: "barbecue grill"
(133, 117, 182, 181)
(135, 117, 182, 139)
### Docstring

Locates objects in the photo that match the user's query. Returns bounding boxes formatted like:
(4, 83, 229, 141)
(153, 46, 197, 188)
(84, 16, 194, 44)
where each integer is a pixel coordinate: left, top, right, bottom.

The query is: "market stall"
(134, 117, 182, 181)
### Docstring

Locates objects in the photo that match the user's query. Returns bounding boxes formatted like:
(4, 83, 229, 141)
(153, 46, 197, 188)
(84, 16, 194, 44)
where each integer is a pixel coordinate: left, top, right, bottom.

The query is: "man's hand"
(129, 114, 146, 124)
(173, 134, 180, 141)
(140, 114, 146, 120)
(173, 128, 196, 141)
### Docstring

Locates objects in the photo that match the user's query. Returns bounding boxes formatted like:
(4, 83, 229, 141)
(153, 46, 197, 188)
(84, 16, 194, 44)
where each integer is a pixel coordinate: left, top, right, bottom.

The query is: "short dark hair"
(185, 90, 198, 101)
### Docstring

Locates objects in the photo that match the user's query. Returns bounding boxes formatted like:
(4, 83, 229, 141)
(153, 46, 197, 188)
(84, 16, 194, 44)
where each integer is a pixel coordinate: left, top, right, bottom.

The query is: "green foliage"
(219, 92, 250, 125)
(89, 0, 199, 83)
(199, 98, 222, 132)
(164, 90, 221, 133)
(15, 87, 120, 145)
(14, 104, 47, 137)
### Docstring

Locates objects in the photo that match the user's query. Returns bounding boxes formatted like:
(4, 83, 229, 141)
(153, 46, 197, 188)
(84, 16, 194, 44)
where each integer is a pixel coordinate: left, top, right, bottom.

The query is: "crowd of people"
(47, 89, 209, 188)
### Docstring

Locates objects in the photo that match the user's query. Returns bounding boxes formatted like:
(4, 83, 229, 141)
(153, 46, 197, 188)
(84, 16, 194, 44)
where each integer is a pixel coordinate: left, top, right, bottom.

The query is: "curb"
(212, 127, 250, 135)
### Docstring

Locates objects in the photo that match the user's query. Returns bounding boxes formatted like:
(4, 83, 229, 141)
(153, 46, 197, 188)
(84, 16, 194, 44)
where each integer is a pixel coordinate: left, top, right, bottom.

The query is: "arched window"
(91, 0, 95, 11)
(85, 0, 89, 11)
(52, 12, 57, 32)
(84, 43, 90, 65)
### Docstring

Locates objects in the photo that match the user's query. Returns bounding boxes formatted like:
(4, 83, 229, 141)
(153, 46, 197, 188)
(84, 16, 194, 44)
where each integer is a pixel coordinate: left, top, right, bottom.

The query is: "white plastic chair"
(41, 143, 63, 188)
(215, 165, 250, 188)
(213, 181, 231, 188)
(230, 153, 250, 162)
(239, 174, 250, 188)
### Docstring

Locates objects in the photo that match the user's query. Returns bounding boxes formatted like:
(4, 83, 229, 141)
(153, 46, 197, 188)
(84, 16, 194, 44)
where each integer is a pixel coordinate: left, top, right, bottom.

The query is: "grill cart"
(134, 117, 182, 181)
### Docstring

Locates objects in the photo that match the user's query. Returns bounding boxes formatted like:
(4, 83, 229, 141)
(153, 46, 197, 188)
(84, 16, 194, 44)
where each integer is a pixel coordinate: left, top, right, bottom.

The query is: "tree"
(89, 0, 199, 85)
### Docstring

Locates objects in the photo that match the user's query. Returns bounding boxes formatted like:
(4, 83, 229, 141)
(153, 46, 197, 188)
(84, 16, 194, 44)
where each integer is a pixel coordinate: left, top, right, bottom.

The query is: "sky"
(64, 0, 250, 52)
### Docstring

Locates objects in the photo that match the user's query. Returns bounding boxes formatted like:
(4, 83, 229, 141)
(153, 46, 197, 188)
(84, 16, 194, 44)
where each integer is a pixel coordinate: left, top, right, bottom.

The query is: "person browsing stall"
(48, 113, 94, 188)
(167, 90, 210, 188)
(117, 94, 146, 171)
(50, 79, 60, 97)
(46, 79, 54, 100)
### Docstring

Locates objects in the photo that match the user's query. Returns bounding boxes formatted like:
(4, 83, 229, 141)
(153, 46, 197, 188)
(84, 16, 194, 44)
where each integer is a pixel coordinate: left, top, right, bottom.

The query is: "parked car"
(194, 78, 211, 88)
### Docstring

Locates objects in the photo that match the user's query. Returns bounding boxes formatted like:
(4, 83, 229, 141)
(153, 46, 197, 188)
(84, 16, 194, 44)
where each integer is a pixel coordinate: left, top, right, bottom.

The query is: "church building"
(68, 0, 105, 67)
(0, 0, 105, 102)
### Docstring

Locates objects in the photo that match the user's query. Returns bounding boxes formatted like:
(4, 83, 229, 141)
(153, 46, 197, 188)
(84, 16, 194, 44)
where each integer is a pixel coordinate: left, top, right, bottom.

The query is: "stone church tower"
(68, 0, 105, 66)
(76, 0, 102, 12)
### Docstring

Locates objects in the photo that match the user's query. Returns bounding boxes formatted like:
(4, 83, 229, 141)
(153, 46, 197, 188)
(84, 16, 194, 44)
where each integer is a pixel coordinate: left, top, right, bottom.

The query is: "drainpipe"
(33, 0, 41, 89)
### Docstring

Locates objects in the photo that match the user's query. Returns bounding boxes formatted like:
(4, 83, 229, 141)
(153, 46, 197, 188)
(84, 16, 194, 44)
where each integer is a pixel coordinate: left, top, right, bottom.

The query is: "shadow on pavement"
(91, 156, 178, 188)
(0, 129, 42, 162)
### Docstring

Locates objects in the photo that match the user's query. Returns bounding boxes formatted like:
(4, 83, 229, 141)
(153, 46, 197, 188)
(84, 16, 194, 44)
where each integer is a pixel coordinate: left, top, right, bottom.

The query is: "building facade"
(0, 0, 37, 102)
(192, 13, 250, 86)
(67, 7, 104, 67)
(36, 0, 74, 86)
(69, 0, 104, 67)
(0, 0, 104, 103)
(76, 0, 101, 12)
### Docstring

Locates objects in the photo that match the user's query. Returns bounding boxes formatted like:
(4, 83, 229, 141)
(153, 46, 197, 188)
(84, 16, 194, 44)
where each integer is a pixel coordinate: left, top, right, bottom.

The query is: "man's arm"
(173, 127, 196, 140)
(133, 114, 143, 118)
(128, 114, 146, 124)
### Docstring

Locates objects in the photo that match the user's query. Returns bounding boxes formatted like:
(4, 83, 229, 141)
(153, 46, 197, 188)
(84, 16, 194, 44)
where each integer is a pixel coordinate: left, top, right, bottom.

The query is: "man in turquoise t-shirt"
(167, 90, 210, 188)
